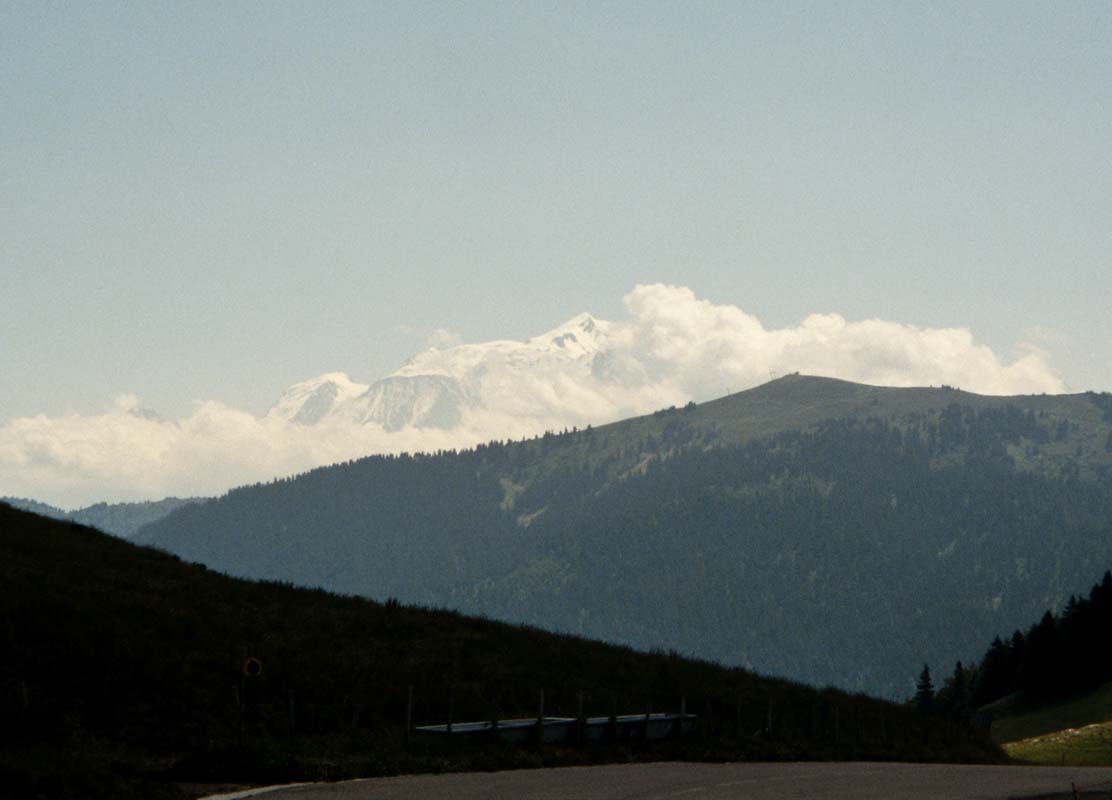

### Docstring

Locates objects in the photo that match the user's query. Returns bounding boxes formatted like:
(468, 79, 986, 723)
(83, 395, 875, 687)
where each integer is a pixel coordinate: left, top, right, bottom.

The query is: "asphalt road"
(204, 761, 1112, 800)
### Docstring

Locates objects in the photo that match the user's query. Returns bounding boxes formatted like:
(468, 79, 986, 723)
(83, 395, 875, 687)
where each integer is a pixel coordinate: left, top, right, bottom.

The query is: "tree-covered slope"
(136, 376, 1112, 696)
(911, 569, 1112, 765)
(0, 504, 995, 798)
(938, 567, 1112, 748)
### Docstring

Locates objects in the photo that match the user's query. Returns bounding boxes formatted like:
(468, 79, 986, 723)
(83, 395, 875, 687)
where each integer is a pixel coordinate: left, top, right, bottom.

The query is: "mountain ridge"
(137, 376, 1112, 695)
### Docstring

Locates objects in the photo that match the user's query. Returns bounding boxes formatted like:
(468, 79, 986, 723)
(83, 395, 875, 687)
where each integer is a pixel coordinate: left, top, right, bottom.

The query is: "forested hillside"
(0, 504, 996, 798)
(137, 376, 1112, 696)
(906, 568, 1112, 765)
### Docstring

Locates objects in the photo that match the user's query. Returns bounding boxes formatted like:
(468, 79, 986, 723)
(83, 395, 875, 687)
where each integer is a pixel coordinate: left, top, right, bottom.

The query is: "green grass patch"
(990, 682, 1112, 744)
(1003, 720, 1112, 766)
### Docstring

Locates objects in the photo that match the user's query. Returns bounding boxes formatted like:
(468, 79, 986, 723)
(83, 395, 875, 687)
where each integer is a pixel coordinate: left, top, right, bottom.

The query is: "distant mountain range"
(136, 376, 1112, 696)
(1, 495, 201, 538)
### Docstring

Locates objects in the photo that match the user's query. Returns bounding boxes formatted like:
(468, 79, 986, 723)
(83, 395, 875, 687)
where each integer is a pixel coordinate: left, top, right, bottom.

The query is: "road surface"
(203, 761, 1112, 799)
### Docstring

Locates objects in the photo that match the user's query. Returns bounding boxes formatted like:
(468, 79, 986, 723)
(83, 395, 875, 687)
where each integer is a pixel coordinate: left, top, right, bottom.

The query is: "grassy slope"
(508, 375, 1112, 489)
(991, 682, 1112, 743)
(690, 376, 1111, 476)
(1003, 722, 1112, 766)
(988, 682, 1112, 766)
(0, 503, 999, 798)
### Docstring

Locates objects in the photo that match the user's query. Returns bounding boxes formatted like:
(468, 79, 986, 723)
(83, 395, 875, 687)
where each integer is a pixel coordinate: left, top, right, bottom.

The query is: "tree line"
(914, 568, 1112, 721)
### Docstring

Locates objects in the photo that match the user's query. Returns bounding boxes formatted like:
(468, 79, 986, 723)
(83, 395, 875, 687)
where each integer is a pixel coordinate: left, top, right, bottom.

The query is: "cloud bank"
(0, 284, 1064, 508)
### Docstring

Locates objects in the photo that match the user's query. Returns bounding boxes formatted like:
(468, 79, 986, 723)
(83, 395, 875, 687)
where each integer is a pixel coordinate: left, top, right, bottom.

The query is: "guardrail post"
(287, 689, 296, 741)
(404, 684, 413, 744)
(576, 691, 585, 745)
(534, 689, 545, 746)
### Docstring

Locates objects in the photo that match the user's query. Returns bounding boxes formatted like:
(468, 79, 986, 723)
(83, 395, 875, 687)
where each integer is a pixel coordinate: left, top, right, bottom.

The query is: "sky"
(2, 2, 1110, 506)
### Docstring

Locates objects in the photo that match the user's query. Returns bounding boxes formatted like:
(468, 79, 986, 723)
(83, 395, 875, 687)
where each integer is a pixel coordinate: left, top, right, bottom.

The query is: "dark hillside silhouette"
(0, 503, 997, 798)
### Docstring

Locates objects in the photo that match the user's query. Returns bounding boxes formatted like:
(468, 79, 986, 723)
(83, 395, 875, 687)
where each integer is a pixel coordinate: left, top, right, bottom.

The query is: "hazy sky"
(3, 1, 1110, 424)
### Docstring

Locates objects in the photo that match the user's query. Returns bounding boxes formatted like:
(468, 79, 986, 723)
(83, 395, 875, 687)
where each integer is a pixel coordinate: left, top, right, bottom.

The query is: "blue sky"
(2, 1, 1110, 425)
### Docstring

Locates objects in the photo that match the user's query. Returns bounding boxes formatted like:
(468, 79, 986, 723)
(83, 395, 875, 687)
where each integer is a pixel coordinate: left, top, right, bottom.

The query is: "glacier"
(266, 312, 620, 432)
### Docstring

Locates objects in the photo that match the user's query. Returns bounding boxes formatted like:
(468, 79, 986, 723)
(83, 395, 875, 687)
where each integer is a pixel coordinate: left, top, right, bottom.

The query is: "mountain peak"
(267, 372, 370, 425)
(528, 312, 610, 354)
(568, 311, 598, 331)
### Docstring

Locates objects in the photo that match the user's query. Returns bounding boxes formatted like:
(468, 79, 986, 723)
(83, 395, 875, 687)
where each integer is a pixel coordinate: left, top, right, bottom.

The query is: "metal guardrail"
(414, 712, 697, 743)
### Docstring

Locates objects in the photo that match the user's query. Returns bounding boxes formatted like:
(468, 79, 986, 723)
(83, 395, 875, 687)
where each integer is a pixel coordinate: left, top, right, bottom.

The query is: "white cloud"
(611, 285, 1063, 400)
(0, 284, 1065, 508)
(0, 401, 472, 509)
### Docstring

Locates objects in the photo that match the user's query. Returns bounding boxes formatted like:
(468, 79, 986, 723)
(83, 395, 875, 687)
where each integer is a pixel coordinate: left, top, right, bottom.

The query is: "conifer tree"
(944, 661, 970, 723)
(973, 637, 1013, 706)
(914, 664, 935, 714)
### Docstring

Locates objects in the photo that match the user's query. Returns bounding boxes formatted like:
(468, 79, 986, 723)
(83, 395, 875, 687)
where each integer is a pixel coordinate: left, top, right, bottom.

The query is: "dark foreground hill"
(136, 376, 1112, 697)
(0, 504, 995, 799)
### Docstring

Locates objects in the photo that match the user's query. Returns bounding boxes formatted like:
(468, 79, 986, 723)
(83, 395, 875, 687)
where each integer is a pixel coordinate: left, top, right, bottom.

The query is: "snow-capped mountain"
(344, 374, 474, 431)
(391, 312, 609, 381)
(267, 372, 370, 425)
(269, 313, 614, 431)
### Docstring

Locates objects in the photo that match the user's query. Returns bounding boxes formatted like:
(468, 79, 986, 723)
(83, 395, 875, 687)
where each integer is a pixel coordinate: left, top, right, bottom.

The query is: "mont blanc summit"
(268, 312, 616, 432)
